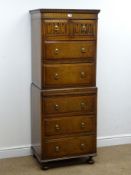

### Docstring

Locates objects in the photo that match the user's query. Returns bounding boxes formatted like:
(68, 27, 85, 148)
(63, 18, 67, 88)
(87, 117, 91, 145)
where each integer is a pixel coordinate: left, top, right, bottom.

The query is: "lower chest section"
(31, 85, 97, 160)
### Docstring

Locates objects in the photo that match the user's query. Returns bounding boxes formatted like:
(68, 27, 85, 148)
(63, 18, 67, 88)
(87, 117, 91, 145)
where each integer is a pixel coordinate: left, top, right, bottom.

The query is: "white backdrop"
(0, 0, 131, 158)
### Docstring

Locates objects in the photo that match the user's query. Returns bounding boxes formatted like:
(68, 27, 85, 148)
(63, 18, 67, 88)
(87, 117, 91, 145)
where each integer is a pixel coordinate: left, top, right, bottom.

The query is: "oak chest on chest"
(30, 9, 100, 169)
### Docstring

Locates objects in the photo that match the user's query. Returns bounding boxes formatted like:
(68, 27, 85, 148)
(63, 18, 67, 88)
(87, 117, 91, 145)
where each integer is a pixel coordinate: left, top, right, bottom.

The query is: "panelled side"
(31, 85, 42, 158)
(31, 13, 42, 88)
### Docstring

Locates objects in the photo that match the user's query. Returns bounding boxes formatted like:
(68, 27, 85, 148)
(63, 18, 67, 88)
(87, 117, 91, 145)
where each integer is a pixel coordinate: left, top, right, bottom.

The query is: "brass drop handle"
(54, 104, 59, 111)
(54, 73, 59, 80)
(81, 25, 86, 31)
(54, 25, 59, 31)
(80, 71, 86, 78)
(80, 143, 85, 150)
(55, 145, 60, 152)
(55, 48, 59, 54)
(81, 47, 86, 53)
(55, 124, 60, 131)
(81, 122, 86, 128)
(67, 13, 72, 18)
(80, 102, 86, 110)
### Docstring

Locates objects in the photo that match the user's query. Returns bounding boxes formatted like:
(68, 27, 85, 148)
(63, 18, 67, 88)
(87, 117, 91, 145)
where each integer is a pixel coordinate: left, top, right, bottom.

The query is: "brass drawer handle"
(55, 48, 59, 54)
(54, 25, 59, 31)
(55, 124, 60, 131)
(80, 71, 86, 78)
(81, 25, 86, 32)
(67, 13, 72, 18)
(80, 102, 86, 110)
(55, 146, 60, 152)
(54, 104, 59, 111)
(80, 143, 85, 150)
(81, 122, 86, 128)
(81, 47, 86, 53)
(54, 73, 59, 80)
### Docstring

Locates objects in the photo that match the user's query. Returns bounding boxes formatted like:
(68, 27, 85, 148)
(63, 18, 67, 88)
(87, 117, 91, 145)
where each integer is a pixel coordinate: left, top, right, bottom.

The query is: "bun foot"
(87, 156, 95, 164)
(41, 164, 49, 170)
(32, 154, 36, 159)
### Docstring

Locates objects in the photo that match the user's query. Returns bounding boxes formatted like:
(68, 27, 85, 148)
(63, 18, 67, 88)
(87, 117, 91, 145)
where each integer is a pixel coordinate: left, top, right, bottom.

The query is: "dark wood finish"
(31, 14, 42, 88)
(42, 13, 97, 19)
(43, 63, 95, 88)
(42, 86, 97, 96)
(70, 20, 96, 37)
(45, 135, 96, 159)
(30, 9, 100, 169)
(45, 115, 96, 136)
(44, 41, 96, 59)
(30, 9, 100, 14)
(87, 156, 95, 164)
(31, 85, 42, 158)
(32, 146, 96, 169)
(43, 20, 96, 40)
(43, 94, 96, 115)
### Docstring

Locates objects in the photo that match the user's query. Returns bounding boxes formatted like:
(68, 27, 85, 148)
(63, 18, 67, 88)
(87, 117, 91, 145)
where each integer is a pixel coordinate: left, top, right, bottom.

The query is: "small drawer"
(44, 19, 69, 39)
(45, 115, 96, 136)
(45, 135, 96, 159)
(43, 63, 95, 88)
(45, 41, 96, 59)
(71, 20, 96, 38)
(43, 94, 96, 115)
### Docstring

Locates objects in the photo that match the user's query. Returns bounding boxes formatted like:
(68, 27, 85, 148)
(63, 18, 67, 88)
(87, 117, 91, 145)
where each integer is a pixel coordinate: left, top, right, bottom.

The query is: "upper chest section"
(31, 9, 99, 41)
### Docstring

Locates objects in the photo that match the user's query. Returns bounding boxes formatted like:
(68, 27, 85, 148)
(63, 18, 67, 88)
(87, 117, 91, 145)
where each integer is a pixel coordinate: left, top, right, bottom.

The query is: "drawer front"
(45, 41, 96, 59)
(42, 13, 97, 19)
(43, 94, 96, 115)
(44, 20, 96, 40)
(71, 20, 96, 38)
(45, 135, 96, 159)
(43, 63, 95, 87)
(45, 115, 96, 136)
(44, 19, 69, 35)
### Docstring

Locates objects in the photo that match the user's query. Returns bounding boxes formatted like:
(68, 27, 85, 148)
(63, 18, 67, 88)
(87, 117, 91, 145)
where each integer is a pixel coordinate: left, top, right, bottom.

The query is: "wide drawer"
(43, 19, 96, 40)
(42, 12, 98, 19)
(43, 94, 96, 115)
(45, 115, 96, 136)
(43, 63, 95, 88)
(45, 41, 96, 59)
(45, 135, 96, 159)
